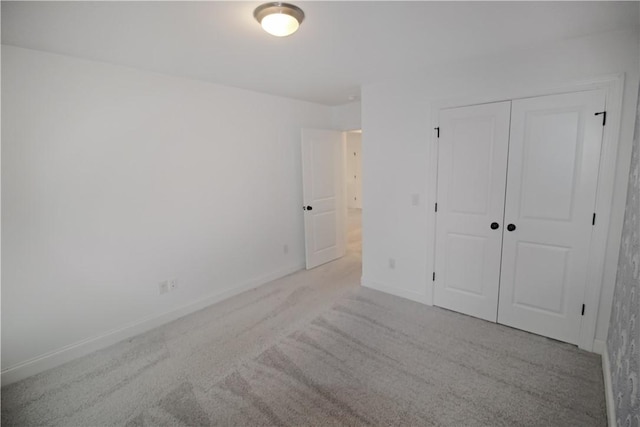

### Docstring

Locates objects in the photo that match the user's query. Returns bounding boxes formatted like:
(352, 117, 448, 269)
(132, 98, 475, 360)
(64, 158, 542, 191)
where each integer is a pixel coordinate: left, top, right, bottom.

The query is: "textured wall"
(607, 85, 640, 426)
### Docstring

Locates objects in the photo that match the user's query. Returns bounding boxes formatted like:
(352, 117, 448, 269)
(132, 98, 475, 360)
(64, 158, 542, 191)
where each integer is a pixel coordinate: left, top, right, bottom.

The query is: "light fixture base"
(254, 2, 305, 37)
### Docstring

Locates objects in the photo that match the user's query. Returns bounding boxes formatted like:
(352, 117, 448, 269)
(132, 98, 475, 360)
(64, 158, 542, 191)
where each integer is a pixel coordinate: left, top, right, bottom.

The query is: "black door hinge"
(433, 272, 436, 281)
(592, 213, 596, 226)
(435, 203, 438, 212)
(595, 111, 606, 126)
(434, 127, 440, 138)
(581, 304, 585, 316)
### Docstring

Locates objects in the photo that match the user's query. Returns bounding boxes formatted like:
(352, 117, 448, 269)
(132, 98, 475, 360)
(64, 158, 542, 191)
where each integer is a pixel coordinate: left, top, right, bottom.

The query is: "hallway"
(347, 208, 362, 256)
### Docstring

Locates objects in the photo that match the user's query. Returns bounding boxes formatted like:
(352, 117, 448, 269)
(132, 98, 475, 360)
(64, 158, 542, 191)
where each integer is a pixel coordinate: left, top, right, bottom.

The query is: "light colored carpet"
(1, 209, 606, 426)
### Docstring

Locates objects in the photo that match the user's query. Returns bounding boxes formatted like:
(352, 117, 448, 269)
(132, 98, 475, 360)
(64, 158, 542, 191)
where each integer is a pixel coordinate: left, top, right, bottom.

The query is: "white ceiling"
(2, 1, 638, 106)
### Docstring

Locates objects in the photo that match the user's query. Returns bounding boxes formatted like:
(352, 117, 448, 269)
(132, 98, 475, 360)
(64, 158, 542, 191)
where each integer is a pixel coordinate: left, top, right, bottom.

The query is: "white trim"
(593, 339, 607, 355)
(361, 277, 430, 305)
(429, 74, 625, 112)
(1, 263, 304, 386)
(425, 109, 438, 307)
(580, 75, 627, 352)
(428, 74, 629, 352)
(603, 349, 617, 427)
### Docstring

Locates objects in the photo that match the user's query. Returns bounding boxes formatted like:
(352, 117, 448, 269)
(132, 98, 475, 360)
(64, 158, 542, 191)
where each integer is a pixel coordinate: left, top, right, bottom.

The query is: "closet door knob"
(490, 222, 499, 230)
(507, 224, 516, 232)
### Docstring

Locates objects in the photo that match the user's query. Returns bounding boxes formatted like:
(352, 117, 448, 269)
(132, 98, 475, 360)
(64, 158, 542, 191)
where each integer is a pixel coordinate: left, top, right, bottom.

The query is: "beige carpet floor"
(1, 209, 606, 426)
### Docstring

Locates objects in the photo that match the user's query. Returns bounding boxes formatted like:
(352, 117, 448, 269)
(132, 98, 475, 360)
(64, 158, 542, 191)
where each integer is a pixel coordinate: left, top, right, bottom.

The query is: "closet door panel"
(434, 101, 511, 322)
(497, 90, 605, 344)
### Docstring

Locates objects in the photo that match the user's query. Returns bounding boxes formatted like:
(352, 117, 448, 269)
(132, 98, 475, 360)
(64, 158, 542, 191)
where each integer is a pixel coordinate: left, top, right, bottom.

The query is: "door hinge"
(595, 111, 606, 126)
(582, 304, 585, 316)
(434, 127, 440, 138)
(435, 203, 438, 212)
(592, 213, 596, 226)
(433, 272, 436, 281)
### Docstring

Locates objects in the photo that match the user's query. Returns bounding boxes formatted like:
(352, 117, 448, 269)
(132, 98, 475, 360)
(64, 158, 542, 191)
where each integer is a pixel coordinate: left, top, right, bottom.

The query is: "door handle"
(507, 224, 516, 232)
(303, 205, 313, 211)
(490, 222, 499, 230)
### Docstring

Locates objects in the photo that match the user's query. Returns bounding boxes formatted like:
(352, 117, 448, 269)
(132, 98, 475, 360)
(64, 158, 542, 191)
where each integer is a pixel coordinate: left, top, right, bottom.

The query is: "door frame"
(428, 74, 631, 352)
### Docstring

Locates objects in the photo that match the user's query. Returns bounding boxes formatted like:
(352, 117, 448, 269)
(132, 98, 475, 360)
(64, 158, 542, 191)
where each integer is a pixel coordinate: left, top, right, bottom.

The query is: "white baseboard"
(1, 263, 304, 386)
(602, 348, 617, 427)
(593, 339, 606, 355)
(361, 278, 430, 305)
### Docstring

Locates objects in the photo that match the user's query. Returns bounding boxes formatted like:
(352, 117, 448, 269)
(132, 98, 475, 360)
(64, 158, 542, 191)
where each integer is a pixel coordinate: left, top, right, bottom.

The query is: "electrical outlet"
(389, 258, 396, 269)
(169, 278, 178, 290)
(283, 244, 289, 254)
(412, 193, 420, 206)
(159, 280, 169, 295)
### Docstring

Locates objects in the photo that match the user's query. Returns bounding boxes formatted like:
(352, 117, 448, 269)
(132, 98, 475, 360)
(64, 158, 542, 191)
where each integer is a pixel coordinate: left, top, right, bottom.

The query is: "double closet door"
(434, 90, 605, 345)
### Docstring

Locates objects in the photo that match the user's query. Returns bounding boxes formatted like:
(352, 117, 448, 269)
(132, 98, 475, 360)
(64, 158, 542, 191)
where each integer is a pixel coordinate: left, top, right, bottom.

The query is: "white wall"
(346, 132, 362, 209)
(361, 28, 640, 346)
(1, 46, 336, 381)
(332, 101, 361, 131)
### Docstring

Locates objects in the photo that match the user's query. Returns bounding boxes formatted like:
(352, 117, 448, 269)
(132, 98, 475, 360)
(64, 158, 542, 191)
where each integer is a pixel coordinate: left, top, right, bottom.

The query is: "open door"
(301, 128, 347, 269)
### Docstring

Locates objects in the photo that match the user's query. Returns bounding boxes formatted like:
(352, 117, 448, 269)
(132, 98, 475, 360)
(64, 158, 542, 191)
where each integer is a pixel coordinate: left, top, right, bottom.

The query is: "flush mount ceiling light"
(254, 2, 305, 37)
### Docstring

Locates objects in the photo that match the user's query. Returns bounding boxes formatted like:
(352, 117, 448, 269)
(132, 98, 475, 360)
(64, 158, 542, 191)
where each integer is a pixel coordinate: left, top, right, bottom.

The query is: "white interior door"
(434, 101, 511, 322)
(497, 90, 605, 344)
(301, 129, 347, 269)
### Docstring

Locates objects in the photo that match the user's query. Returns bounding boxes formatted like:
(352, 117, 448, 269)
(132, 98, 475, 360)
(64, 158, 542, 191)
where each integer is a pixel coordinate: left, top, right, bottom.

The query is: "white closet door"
(434, 101, 511, 322)
(497, 90, 605, 344)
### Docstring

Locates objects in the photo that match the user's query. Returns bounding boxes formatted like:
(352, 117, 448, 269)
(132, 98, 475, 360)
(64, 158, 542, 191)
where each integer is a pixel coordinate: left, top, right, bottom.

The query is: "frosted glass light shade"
(254, 3, 305, 37)
(261, 13, 299, 37)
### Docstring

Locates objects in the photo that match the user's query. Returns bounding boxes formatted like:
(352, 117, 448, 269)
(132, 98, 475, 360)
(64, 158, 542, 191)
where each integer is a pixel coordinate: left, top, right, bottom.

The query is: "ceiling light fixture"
(254, 2, 305, 37)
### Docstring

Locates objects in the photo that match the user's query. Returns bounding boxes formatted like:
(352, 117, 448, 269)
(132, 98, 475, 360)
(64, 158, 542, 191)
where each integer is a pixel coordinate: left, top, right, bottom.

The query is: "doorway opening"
(300, 128, 361, 269)
(346, 130, 362, 256)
